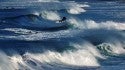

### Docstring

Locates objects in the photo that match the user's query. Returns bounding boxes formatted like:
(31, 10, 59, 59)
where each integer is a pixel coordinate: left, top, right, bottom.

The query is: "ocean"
(0, 0, 125, 70)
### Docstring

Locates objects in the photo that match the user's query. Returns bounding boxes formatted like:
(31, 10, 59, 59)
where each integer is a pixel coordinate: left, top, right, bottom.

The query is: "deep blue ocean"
(0, 0, 125, 70)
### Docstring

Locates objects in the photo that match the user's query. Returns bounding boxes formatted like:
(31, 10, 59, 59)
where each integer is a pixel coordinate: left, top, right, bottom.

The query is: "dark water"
(0, 0, 125, 70)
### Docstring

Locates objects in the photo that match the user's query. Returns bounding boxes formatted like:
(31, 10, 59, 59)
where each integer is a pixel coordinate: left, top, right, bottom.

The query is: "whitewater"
(0, 0, 125, 70)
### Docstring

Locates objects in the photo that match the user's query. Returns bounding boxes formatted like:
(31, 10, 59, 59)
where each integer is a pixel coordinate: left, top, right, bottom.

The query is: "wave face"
(0, 1, 125, 70)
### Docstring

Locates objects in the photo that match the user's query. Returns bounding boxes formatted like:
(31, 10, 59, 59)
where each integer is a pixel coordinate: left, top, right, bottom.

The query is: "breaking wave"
(0, 38, 125, 70)
(68, 18, 125, 30)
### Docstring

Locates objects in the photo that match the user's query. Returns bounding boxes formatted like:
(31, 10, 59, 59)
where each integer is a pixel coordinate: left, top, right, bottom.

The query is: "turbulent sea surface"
(0, 0, 125, 70)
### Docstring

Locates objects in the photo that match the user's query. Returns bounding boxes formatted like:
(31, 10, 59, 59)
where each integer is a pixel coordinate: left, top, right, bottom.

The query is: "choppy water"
(0, 0, 125, 70)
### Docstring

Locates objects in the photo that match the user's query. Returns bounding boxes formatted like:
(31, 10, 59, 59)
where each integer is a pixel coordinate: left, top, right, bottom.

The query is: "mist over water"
(0, 0, 125, 70)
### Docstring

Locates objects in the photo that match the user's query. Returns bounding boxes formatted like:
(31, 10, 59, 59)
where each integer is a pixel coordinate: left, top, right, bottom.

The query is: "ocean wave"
(40, 11, 61, 21)
(0, 1, 87, 18)
(0, 38, 125, 70)
(0, 43, 100, 70)
(68, 18, 125, 30)
(0, 1, 125, 70)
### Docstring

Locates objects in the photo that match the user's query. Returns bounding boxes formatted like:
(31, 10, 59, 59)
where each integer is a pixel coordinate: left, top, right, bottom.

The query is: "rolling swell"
(0, 13, 70, 31)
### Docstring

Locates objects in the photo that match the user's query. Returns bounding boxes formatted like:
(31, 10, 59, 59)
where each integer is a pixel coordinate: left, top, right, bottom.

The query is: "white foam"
(67, 3, 89, 14)
(0, 51, 28, 70)
(0, 52, 15, 70)
(33, 12, 40, 16)
(1, 28, 37, 34)
(20, 42, 103, 67)
(23, 49, 100, 67)
(106, 40, 125, 55)
(0, 41, 125, 70)
(0, 45, 100, 70)
(41, 11, 61, 21)
(98, 40, 125, 56)
(67, 7, 86, 14)
(68, 18, 125, 30)
(71, 42, 105, 59)
(0, 28, 79, 41)
(0, 1, 86, 18)
(68, 18, 99, 29)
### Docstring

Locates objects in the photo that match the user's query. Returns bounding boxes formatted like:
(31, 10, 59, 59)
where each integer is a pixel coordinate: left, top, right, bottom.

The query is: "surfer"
(59, 17, 67, 23)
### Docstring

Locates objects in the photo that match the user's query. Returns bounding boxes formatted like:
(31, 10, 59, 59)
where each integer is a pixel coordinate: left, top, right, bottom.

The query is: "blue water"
(0, 0, 125, 70)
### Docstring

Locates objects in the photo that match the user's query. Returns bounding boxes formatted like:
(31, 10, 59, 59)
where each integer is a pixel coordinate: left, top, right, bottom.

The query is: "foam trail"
(0, 28, 80, 41)
(1, 28, 37, 35)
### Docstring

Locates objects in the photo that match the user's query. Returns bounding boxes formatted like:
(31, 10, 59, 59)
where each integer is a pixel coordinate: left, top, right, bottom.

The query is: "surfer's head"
(62, 17, 66, 21)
